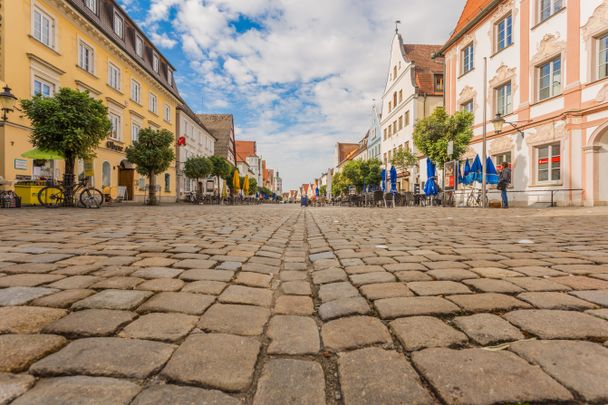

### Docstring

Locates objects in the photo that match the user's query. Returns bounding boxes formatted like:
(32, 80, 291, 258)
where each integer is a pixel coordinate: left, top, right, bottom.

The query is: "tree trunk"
(63, 156, 76, 207)
(148, 172, 158, 205)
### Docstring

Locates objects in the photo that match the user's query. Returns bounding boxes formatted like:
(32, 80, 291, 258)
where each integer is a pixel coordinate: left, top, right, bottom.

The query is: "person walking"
(498, 163, 512, 208)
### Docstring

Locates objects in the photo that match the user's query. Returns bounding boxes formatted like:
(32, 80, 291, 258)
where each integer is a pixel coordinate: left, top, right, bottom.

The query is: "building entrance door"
(118, 168, 134, 201)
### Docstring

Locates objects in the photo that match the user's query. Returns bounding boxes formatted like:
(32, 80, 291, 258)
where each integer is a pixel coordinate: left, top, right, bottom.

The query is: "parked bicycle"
(466, 188, 488, 207)
(38, 178, 104, 208)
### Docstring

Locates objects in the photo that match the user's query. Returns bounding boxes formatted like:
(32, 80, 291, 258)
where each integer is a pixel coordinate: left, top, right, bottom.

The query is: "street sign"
(444, 161, 456, 191)
(447, 141, 454, 158)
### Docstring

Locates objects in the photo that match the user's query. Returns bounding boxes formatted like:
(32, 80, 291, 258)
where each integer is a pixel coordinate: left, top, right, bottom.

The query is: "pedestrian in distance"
(497, 162, 511, 208)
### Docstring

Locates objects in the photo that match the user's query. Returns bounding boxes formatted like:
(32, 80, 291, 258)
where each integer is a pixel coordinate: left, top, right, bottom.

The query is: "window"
(393, 121, 397, 134)
(131, 123, 140, 142)
(398, 116, 403, 130)
(33, 77, 54, 97)
(388, 101, 392, 112)
(164, 173, 171, 193)
(135, 35, 144, 58)
(138, 177, 145, 191)
(102, 161, 111, 187)
(393, 92, 397, 107)
(153, 53, 159, 73)
(434, 74, 444, 92)
(495, 82, 512, 115)
(149, 93, 157, 114)
(598, 34, 608, 80)
(405, 110, 410, 126)
(85, 0, 97, 12)
(494, 151, 511, 170)
(167, 69, 173, 85)
(461, 99, 474, 112)
(33, 6, 55, 48)
(163, 105, 171, 122)
(130, 80, 141, 103)
(462, 43, 474, 74)
(538, 0, 563, 23)
(388, 126, 392, 137)
(398, 90, 403, 103)
(383, 128, 387, 140)
(393, 66, 397, 80)
(538, 57, 561, 100)
(536, 143, 560, 182)
(109, 113, 121, 140)
(496, 14, 513, 52)
(78, 40, 95, 74)
(113, 11, 123, 38)
(108, 63, 120, 90)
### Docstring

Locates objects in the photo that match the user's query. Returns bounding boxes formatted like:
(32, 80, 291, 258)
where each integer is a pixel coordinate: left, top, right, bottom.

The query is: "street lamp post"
(482, 58, 487, 208)
(0, 85, 18, 122)
(491, 113, 526, 137)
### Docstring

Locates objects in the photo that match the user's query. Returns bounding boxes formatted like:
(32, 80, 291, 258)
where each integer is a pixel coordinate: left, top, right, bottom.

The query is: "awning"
(119, 160, 135, 169)
(20, 148, 64, 160)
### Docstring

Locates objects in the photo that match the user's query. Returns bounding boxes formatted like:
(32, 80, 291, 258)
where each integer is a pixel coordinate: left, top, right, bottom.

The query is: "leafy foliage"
(258, 186, 272, 197)
(342, 160, 363, 192)
(331, 171, 349, 196)
(319, 184, 327, 197)
(361, 159, 382, 189)
(184, 156, 212, 181)
(340, 159, 382, 192)
(125, 128, 175, 205)
(209, 156, 232, 194)
(248, 177, 258, 194)
(413, 107, 474, 167)
(391, 148, 418, 173)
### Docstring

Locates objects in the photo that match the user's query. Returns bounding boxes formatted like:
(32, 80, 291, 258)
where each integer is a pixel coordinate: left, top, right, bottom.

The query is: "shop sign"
(14, 159, 27, 170)
(106, 141, 124, 152)
(444, 161, 456, 191)
(178, 136, 186, 146)
(538, 157, 560, 165)
(84, 159, 95, 177)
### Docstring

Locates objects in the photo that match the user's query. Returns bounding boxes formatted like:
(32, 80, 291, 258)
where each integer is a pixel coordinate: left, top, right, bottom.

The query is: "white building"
(380, 30, 444, 192)
(437, 0, 608, 206)
(176, 105, 216, 199)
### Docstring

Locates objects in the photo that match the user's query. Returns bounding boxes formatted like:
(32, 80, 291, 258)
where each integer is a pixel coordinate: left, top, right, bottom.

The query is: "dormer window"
(434, 74, 444, 92)
(167, 69, 173, 85)
(113, 11, 123, 38)
(135, 35, 144, 58)
(153, 53, 159, 73)
(85, 0, 97, 13)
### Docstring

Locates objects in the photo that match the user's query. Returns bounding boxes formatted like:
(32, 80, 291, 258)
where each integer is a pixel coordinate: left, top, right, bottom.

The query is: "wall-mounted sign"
(106, 141, 124, 152)
(444, 161, 456, 191)
(14, 159, 27, 170)
(84, 159, 95, 177)
(177, 136, 186, 146)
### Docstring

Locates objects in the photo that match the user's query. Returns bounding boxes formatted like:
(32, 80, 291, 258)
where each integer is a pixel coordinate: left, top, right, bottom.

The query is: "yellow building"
(0, 0, 181, 202)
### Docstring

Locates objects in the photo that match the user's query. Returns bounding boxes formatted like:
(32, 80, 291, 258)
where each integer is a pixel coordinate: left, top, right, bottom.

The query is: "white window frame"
(495, 13, 513, 52)
(153, 53, 160, 73)
(109, 112, 121, 141)
(113, 11, 123, 38)
(135, 35, 144, 58)
(33, 76, 55, 97)
(495, 82, 512, 116)
(461, 99, 474, 112)
(535, 142, 561, 183)
(167, 69, 173, 85)
(149, 93, 158, 114)
(102, 161, 111, 187)
(130, 79, 141, 103)
(78, 40, 95, 74)
(597, 33, 608, 80)
(108, 62, 121, 90)
(85, 0, 97, 13)
(163, 104, 171, 122)
(462, 43, 474, 74)
(538, 0, 564, 23)
(537, 56, 561, 101)
(131, 122, 141, 143)
(32, 6, 55, 49)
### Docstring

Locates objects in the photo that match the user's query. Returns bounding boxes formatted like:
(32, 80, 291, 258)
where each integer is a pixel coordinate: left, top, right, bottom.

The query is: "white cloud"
(149, 31, 178, 49)
(145, 0, 465, 190)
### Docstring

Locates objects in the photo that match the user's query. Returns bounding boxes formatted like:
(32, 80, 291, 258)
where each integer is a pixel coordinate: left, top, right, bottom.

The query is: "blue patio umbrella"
(463, 159, 471, 183)
(381, 169, 386, 192)
(390, 166, 398, 193)
(467, 155, 483, 184)
(424, 159, 439, 196)
(315, 187, 319, 197)
(486, 157, 500, 185)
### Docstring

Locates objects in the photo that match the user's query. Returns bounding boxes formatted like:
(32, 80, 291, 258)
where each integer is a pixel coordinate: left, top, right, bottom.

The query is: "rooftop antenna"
(395, 20, 401, 33)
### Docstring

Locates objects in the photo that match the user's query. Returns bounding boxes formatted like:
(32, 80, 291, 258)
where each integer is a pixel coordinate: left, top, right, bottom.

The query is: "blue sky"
(121, 0, 465, 190)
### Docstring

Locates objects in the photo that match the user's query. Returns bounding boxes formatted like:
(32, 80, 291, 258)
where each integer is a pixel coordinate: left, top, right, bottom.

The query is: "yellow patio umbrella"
(221, 183, 228, 198)
(232, 169, 240, 192)
(243, 176, 250, 195)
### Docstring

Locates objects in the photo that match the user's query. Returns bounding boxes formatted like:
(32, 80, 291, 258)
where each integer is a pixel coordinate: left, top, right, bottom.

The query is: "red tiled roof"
(403, 44, 444, 96)
(449, 0, 494, 43)
(236, 141, 256, 158)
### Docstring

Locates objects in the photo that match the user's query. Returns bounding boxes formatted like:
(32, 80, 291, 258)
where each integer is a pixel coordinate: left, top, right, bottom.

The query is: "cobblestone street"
(1, 204, 608, 404)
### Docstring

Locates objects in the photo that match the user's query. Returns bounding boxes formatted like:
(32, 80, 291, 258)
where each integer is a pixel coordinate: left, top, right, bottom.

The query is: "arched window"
(102, 161, 111, 187)
(164, 173, 170, 192)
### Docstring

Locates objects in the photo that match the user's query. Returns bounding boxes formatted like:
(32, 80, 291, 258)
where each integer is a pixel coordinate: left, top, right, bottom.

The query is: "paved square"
(1, 204, 608, 404)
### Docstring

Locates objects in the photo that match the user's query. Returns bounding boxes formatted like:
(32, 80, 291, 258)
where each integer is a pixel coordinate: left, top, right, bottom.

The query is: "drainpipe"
(175, 109, 181, 203)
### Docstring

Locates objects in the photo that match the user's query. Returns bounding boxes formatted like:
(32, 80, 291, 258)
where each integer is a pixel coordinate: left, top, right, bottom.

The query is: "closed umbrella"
(232, 169, 240, 192)
(462, 159, 472, 185)
(390, 166, 397, 193)
(21, 148, 64, 160)
(381, 169, 386, 192)
(468, 155, 483, 184)
(315, 187, 319, 197)
(424, 159, 439, 196)
(486, 157, 499, 185)
(243, 176, 250, 195)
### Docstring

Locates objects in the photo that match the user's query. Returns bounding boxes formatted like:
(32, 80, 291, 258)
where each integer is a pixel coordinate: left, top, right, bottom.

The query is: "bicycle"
(185, 191, 204, 204)
(442, 191, 455, 207)
(38, 178, 104, 208)
(465, 188, 488, 207)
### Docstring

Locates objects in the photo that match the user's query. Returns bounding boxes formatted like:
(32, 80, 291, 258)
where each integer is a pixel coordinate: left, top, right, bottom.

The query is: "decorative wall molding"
(462, 146, 477, 160)
(530, 33, 566, 65)
(595, 84, 608, 103)
(489, 64, 518, 95)
(525, 121, 566, 146)
(489, 135, 513, 155)
(582, 0, 608, 41)
(458, 86, 478, 112)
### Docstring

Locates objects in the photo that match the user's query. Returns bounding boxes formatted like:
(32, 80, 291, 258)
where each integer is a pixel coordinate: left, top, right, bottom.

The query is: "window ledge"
(528, 182, 563, 188)
(76, 65, 98, 80)
(530, 93, 563, 107)
(28, 35, 61, 56)
(458, 68, 475, 80)
(531, 7, 566, 31)
(585, 76, 608, 88)
(491, 43, 514, 58)
(106, 84, 124, 96)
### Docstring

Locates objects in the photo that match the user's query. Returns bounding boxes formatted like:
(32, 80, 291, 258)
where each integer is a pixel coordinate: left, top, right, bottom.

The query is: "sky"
(121, 0, 466, 190)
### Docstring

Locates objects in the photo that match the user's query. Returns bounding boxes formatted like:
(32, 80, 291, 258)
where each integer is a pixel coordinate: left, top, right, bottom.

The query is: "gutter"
(432, 0, 502, 58)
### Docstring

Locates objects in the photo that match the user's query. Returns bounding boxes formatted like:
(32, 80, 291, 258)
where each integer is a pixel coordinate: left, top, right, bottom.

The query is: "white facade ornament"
(489, 136, 513, 155)
(596, 84, 608, 103)
(458, 86, 478, 112)
(489, 64, 518, 94)
(525, 122, 566, 146)
(582, 0, 608, 40)
(531, 34, 566, 65)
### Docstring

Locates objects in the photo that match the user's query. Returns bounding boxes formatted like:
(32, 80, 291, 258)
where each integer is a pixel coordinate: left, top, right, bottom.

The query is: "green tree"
(331, 172, 349, 196)
(319, 184, 327, 197)
(20, 88, 111, 205)
(413, 107, 474, 167)
(390, 148, 418, 175)
(125, 128, 175, 205)
(248, 177, 258, 195)
(342, 160, 364, 192)
(361, 159, 382, 190)
(209, 156, 231, 195)
(183, 156, 212, 196)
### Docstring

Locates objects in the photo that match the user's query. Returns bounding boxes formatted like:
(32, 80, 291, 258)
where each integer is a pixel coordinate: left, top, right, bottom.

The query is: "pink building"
(437, 0, 608, 206)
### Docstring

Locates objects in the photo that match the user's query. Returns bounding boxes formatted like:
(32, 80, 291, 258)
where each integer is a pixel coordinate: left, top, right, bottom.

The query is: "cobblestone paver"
(1, 204, 608, 403)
